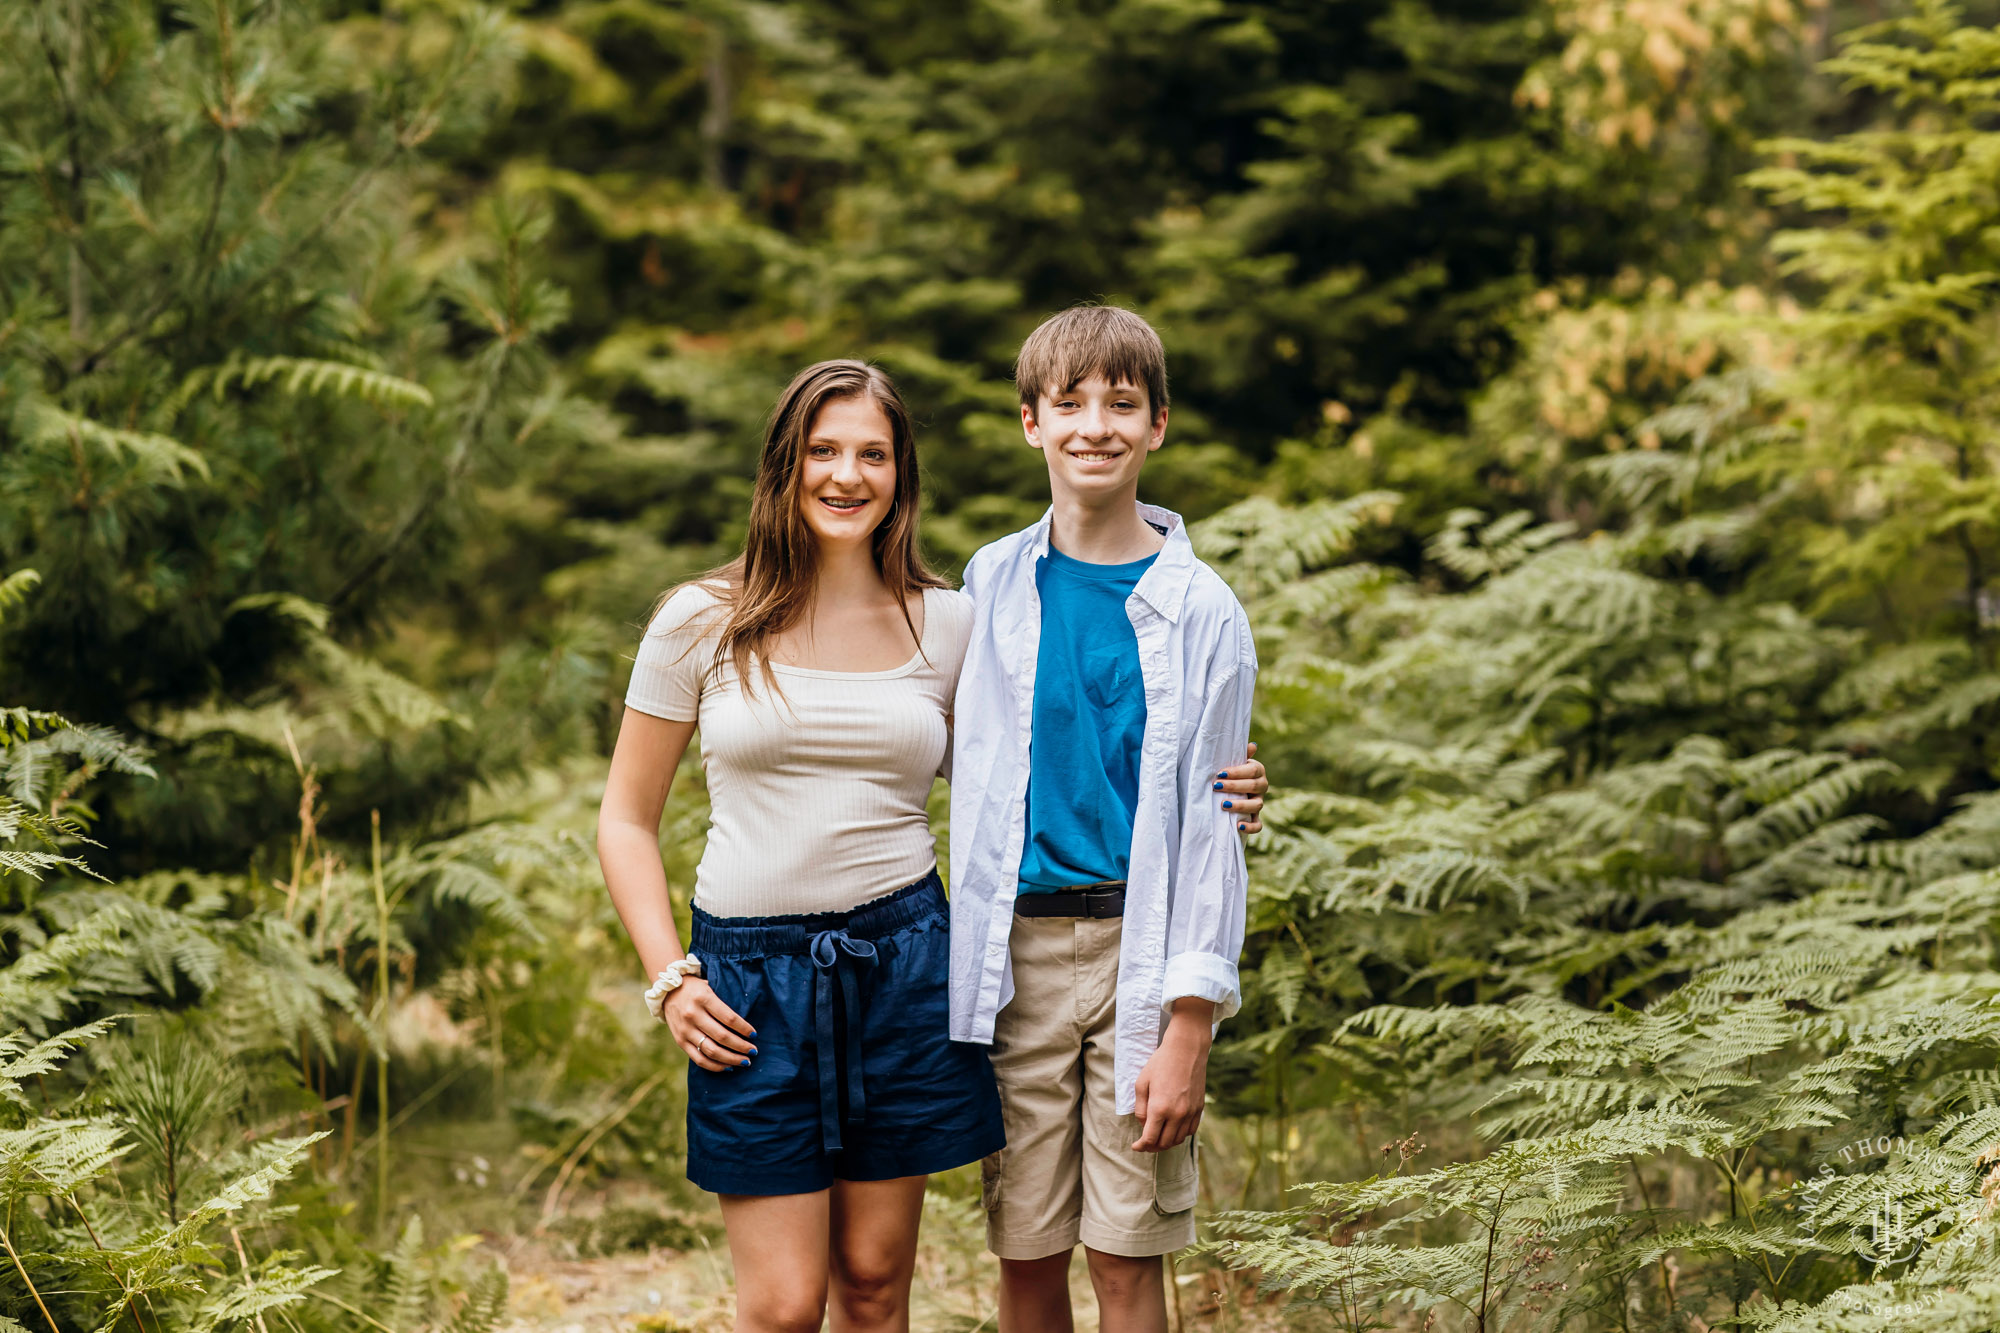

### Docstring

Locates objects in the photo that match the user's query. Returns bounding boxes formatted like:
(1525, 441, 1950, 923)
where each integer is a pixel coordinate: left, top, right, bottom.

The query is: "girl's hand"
(663, 977, 758, 1072)
(1214, 740, 1270, 834)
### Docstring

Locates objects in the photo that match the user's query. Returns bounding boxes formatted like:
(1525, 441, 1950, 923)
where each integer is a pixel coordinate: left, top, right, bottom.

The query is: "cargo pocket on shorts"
(1153, 1136, 1198, 1216)
(980, 1149, 1004, 1213)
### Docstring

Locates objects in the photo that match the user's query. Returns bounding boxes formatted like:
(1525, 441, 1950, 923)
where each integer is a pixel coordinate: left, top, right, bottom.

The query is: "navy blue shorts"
(686, 871, 1005, 1196)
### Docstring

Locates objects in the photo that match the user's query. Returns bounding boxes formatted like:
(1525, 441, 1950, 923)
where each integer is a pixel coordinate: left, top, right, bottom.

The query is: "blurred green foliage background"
(3, 0, 2000, 1329)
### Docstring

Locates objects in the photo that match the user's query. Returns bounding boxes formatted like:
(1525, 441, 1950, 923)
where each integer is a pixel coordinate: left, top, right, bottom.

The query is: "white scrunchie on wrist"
(642, 955, 704, 1022)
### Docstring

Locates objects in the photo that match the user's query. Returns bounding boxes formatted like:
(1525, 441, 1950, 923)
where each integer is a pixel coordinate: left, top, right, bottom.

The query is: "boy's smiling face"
(1023, 373, 1167, 502)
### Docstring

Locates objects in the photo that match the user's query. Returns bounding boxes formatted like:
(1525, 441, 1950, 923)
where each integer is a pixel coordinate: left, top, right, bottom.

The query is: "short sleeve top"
(625, 583, 973, 917)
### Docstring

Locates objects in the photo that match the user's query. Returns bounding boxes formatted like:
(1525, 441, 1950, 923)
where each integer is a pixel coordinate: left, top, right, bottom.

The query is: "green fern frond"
(4, 720, 155, 808)
(225, 913, 367, 1056)
(1258, 943, 1310, 1025)
(0, 908, 128, 1027)
(112, 1134, 328, 1287)
(0, 1117, 132, 1195)
(0, 843, 89, 882)
(1756, 1280, 2000, 1333)
(1822, 674, 2000, 751)
(0, 1017, 122, 1105)
(445, 1267, 510, 1333)
(1428, 508, 1576, 581)
(1263, 562, 1403, 628)
(17, 400, 209, 484)
(170, 353, 434, 419)
(1194, 492, 1402, 598)
(1912, 1068, 2000, 1114)
(195, 1263, 341, 1330)
(0, 707, 65, 747)
(0, 569, 39, 627)
(309, 637, 461, 736)
(225, 591, 333, 634)
(384, 821, 585, 940)
(1822, 639, 1970, 714)
(383, 1214, 431, 1329)
(1579, 449, 1698, 513)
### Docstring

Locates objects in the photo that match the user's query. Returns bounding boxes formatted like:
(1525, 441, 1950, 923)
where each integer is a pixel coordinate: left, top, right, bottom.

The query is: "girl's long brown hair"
(661, 360, 946, 697)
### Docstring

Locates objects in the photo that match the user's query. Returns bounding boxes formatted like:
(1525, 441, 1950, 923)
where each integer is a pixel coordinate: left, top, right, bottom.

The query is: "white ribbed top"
(625, 583, 973, 917)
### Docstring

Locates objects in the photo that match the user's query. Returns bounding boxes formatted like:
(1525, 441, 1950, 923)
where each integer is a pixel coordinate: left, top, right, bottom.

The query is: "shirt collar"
(1025, 501, 1196, 624)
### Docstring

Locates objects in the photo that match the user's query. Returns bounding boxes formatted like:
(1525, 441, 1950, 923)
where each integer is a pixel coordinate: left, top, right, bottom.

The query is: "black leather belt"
(1015, 881, 1126, 919)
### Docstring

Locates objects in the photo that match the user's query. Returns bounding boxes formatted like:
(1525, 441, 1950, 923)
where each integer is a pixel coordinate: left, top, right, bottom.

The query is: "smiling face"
(1023, 373, 1167, 503)
(796, 392, 898, 552)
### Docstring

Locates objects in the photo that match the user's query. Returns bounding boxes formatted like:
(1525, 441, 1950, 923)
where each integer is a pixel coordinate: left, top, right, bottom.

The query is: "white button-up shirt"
(948, 502, 1257, 1114)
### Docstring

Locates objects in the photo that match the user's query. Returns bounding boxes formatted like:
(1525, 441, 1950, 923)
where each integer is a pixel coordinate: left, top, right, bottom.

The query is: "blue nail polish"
(1212, 781, 1223, 790)
(1238, 822, 1248, 831)
(1222, 800, 1233, 809)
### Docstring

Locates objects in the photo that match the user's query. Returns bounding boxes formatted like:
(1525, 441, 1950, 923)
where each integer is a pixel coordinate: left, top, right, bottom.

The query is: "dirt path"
(483, 1192, 1281, 1332)
(488, 1239, 1286, 1332)
(488, 1188, 1033, 1333)
(480, 1176, 1280, 1328)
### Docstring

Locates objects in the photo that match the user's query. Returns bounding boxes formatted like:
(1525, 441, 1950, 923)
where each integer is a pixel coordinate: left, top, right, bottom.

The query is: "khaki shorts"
(980, 913, 1199, 1260)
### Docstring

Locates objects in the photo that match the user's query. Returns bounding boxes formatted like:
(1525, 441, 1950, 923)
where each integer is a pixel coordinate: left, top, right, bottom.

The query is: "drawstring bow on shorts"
(808, 927, 878, 1152)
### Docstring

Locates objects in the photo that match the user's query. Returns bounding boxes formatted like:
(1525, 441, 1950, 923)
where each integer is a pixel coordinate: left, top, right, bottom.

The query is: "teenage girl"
(597, 360, 1264, 1332)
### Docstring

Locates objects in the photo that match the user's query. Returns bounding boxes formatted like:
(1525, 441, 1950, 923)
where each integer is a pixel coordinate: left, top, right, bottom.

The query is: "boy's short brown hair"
(1015, 305, 1169, 419)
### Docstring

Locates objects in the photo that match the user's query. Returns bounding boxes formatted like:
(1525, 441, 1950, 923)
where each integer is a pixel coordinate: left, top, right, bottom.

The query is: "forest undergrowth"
(4, 1, 2000, 1330)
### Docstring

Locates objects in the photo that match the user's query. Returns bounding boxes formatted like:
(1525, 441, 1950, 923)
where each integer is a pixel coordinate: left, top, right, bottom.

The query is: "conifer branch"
(327, 344, 512, 608)
(33, 0, 91, 345)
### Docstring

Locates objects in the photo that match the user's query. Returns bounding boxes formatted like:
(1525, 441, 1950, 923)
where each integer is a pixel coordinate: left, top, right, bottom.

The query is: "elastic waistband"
(691, 870, 943, 957)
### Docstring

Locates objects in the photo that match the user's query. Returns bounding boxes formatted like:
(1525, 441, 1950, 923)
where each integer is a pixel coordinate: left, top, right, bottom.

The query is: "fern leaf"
(195, 1263, 340, 1329)
(172, 353, 433, 418)
(0, 1017, 122, 1103)
(445, 1268, 510, 1333)
(383, 1214, 430, 1329)
(0, 569, 39, 628)
(18, 400, 209, 484)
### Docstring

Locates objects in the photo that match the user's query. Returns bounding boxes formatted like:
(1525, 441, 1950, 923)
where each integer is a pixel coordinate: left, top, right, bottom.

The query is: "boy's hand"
(1132, 997, 1215, 1152)
(1213, 740, 1269, 835)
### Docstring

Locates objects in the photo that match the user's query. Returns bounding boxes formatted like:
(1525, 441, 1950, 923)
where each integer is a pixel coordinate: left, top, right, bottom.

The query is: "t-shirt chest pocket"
(1080, 644, 1138, 712)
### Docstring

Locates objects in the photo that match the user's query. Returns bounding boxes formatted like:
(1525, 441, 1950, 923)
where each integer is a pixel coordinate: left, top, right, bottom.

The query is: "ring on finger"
(696, 1034, 709, 1059)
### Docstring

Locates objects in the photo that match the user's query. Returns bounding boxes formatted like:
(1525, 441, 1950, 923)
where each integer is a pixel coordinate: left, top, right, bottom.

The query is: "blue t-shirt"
(1017, 546, 1158, 893)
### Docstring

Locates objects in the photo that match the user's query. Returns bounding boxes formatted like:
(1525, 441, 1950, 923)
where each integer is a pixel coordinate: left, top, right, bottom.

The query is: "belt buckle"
(1085, 887, 1124, 919)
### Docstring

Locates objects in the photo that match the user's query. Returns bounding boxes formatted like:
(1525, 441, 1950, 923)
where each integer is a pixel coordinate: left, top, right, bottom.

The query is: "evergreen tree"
(0, 0, 599, 868)
(1747, 1, 2000, 796)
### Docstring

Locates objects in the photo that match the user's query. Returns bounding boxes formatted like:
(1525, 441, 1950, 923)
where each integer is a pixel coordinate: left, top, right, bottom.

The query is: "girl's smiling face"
(797, 393, 898, 550)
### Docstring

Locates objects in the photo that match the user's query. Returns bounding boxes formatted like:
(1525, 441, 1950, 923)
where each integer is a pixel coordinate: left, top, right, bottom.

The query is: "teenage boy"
(950, 305, 1259, 1333)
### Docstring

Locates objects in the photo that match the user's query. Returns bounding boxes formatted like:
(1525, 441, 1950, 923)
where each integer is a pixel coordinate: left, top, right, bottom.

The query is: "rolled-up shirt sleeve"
(1161, 617, 1257, 1021)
